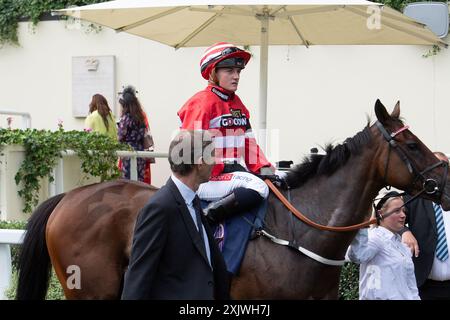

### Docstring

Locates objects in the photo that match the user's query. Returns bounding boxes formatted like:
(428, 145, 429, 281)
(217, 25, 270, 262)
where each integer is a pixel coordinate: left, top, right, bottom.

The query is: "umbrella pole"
(259, 17, 269, 153)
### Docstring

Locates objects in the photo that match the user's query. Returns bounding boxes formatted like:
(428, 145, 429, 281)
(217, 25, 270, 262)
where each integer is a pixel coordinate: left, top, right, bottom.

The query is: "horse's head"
(373, 99, 450, 210)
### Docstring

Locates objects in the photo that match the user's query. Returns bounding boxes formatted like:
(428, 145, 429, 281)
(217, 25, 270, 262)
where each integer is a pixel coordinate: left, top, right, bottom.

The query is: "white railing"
(0, 229, 25, 300)
(0, 110, 31, 129)
(61, 150, 168, 181)
(49, 150, 168, 196)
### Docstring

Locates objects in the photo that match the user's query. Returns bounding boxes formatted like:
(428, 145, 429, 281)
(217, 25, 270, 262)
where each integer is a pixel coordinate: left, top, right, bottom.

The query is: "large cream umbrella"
(55, 0, 446, 150)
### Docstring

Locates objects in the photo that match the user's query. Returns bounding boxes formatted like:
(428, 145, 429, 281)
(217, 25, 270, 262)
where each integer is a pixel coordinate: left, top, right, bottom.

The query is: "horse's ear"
(375, 99, 390, 124)
(391, 101, 400, 119)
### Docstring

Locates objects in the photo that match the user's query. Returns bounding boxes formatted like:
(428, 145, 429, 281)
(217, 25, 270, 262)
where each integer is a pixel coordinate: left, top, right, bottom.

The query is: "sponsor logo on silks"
(233, 175, 252, 183)
(210, 173, 233, 181)
(221, 108, 248, 127)
(221, 116, 248, 127)
(230, 108, 242, 118)
(211, 87, 229, 101)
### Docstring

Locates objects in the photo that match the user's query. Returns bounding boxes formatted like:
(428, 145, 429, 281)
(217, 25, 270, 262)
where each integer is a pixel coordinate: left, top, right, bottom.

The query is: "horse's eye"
(406, 141, 418, 150)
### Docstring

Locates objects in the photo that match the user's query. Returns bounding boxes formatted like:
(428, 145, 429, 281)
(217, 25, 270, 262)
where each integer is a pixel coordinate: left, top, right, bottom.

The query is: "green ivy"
(0, 220, 26, 230)
(338, 262, 359, 300)
(0, 127, 131, 213)
(5, 269, 65, 300)
(0, 0, 108, 46)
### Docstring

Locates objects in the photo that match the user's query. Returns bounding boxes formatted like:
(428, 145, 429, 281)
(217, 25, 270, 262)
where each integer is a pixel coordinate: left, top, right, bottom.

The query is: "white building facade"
(1, 20, 450, 188)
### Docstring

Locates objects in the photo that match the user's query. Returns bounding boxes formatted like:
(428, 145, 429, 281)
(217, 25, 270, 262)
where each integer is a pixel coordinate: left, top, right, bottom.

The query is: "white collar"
(171, 174, 196, 205)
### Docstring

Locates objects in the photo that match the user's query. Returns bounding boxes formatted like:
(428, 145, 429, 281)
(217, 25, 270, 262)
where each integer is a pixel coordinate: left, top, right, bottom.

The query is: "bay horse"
(16, 100, 450, 299)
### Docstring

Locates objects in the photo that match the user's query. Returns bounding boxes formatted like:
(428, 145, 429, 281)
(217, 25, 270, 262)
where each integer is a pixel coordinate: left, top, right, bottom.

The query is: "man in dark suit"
(121, 130, 230, 300)
(402, 151, 450, 299)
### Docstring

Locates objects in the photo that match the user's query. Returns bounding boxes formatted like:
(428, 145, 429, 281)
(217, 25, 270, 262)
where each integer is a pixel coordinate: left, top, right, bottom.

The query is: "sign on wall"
(72, 55, 115, 118)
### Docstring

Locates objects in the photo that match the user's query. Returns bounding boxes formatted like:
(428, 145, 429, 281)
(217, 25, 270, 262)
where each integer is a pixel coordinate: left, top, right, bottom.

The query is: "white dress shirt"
(171, 175, 211, 266)
(428, 205, 450, 281)
(346, 227, 420, 300)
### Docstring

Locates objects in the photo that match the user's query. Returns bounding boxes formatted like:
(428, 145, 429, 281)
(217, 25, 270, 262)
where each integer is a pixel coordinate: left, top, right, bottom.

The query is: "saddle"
(202, 199, 268, 275)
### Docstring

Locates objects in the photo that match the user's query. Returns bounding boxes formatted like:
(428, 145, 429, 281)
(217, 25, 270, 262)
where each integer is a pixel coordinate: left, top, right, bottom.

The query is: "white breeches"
(197, 171, 269, 202)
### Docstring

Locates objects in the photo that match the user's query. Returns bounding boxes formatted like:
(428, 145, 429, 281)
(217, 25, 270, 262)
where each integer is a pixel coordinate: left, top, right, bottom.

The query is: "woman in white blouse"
(346, 191, 420, 300)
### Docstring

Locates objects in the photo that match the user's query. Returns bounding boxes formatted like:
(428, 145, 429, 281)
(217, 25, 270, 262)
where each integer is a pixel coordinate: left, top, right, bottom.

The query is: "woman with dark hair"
(84, 94, 117, 140)
(118, 85, 152, 183)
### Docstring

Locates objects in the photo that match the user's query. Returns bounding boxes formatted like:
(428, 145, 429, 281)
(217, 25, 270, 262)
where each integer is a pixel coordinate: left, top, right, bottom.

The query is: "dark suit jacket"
(404, 195, 438, 287)
(121, 177, 230, 300)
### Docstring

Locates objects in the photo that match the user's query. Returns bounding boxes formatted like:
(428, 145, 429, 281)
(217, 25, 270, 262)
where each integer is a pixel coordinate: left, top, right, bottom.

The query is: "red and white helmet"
(200, 42, 251, 80)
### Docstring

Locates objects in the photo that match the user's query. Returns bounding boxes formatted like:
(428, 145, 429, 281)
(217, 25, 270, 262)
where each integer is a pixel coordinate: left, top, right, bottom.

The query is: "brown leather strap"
(265, 179, 377, 232)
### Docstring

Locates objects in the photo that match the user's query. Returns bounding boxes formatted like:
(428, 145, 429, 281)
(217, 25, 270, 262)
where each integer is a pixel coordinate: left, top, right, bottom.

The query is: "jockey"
(177, 42, 285, 224)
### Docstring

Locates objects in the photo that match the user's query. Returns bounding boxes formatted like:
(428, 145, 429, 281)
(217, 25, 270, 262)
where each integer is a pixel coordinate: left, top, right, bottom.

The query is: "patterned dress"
(118, 113, 147, 181)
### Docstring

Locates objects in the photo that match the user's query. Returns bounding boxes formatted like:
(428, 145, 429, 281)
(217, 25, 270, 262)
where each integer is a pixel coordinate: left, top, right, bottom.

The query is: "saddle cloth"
(202, 199, 268, 275)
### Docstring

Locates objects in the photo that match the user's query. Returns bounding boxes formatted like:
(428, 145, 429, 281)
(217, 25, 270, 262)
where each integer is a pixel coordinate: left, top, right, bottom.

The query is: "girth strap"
(257, 229, 346, 266)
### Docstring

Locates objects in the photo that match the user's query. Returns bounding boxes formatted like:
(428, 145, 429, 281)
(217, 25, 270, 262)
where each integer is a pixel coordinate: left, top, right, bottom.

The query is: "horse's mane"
(286, 124, 373, 189)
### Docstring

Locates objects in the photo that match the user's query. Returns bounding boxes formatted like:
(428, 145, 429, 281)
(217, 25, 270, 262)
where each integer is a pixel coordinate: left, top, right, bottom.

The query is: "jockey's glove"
(274, 170, 288, 181)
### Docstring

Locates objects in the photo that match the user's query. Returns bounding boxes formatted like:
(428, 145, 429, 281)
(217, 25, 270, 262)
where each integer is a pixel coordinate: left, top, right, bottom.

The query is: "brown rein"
(265, 179, 377, 232)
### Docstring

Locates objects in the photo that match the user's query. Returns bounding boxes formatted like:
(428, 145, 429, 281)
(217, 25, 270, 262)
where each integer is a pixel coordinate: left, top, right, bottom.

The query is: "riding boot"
(204, 187, 264, 224)
(204, 193, 239, 224)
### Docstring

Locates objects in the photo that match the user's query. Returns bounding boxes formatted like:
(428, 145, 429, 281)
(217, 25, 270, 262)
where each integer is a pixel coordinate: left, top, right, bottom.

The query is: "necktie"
(433, 203, 449, 262)
(192, 196, 207, 253)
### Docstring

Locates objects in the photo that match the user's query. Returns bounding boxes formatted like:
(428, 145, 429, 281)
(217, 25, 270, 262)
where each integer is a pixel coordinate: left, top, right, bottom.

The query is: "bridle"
(375, 121, 448, 220)
(376, 121, 448, 198)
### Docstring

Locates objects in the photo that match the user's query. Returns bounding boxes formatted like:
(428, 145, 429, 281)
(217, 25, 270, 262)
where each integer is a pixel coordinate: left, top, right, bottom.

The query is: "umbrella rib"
(288, 17, 310, 47)
(175, 13, 221, 49)
(190, 7, 254, 17)
(275, 6, 343, 18)
(344, 6, 447, 47)
(117, 6, 188, 32)
(283, 8, 309, 47)
(270, 6, 287, 15)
